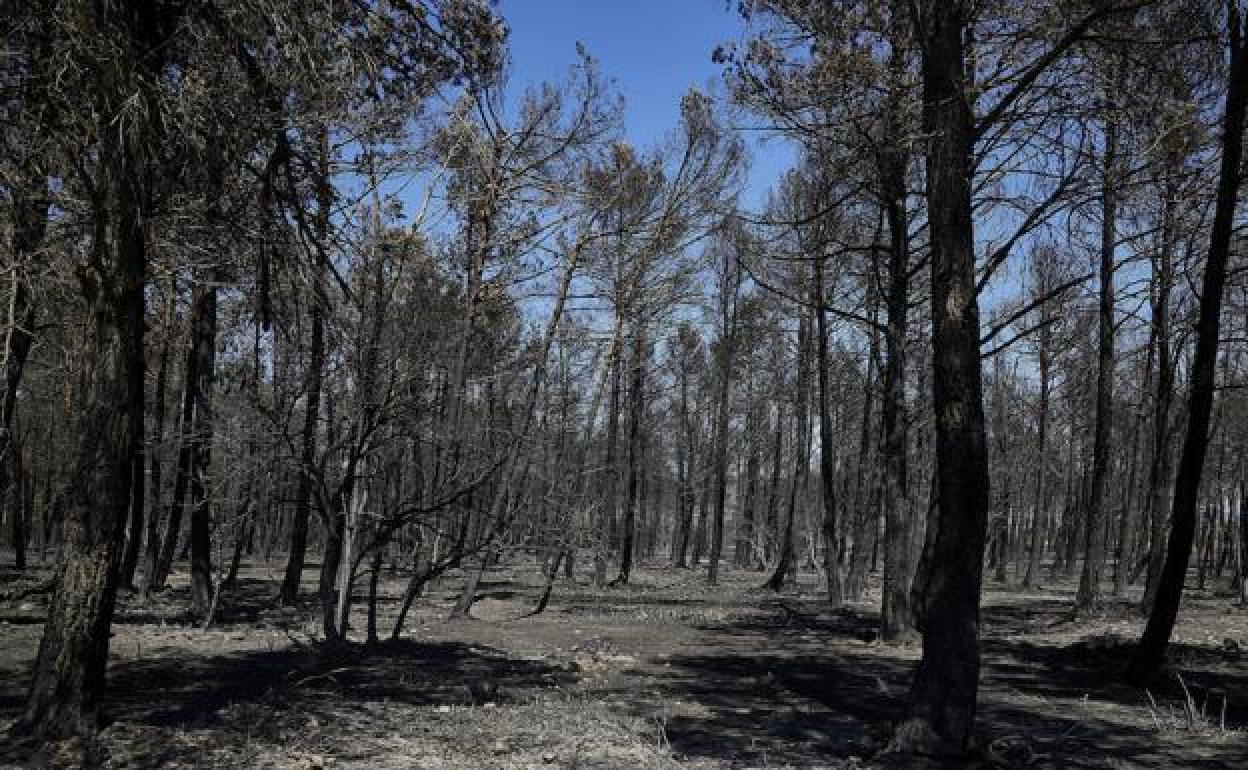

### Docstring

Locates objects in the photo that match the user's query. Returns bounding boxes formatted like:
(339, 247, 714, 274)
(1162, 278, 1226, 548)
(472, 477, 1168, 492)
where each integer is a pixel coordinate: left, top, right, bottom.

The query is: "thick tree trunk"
(17, 119, 150, 737)
(892, 2, 990, 754)
(1129, 3, 1246, 681)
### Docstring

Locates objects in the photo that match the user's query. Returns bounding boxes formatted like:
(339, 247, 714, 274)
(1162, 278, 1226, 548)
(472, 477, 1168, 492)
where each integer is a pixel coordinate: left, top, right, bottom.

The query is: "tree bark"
(616, 322, 645, 584)
(706, 344, 733, 586)
(142, 283, 174, 585)
(1023, 325, 1051, 589)
(1076, 110, 1118, 614)
(187, 284, 218, 619)
(878, 134, 915, 637)
(17, 59, 153, 732)
(280, 135, 330, 606)
(672, 353, 696, 567)
(812, 256, 843, 607)
(0, 187, 43, 572)
(1141, 166, 1179, 612)
(1128, 1, 1246, 682)
(892, 1, 990, 754)
(765, 316, 811, 591)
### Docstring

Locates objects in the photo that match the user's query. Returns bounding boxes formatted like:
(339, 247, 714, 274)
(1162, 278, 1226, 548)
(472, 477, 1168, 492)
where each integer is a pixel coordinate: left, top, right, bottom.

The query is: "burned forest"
(2, 1, 1248, 768)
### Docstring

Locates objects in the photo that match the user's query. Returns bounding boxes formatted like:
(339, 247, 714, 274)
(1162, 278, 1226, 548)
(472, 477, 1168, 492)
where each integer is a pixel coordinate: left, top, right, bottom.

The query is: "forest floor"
(0, 556, 1246, 769)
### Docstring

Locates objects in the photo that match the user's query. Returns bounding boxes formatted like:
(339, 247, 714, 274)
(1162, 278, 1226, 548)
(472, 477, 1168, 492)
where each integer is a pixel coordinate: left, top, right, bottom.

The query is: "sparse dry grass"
(2, 560, 1246, 769)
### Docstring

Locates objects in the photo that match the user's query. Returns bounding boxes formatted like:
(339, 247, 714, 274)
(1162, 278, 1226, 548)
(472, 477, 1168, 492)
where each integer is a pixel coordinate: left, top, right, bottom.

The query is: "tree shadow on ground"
(0, 635, 578, 768)
(103, 638, 576, 731)
(627, 601, 1247, 769)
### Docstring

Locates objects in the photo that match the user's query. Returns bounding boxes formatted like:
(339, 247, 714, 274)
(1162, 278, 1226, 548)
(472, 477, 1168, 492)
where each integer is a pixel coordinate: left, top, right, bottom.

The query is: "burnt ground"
(0, 557, 1245, 769)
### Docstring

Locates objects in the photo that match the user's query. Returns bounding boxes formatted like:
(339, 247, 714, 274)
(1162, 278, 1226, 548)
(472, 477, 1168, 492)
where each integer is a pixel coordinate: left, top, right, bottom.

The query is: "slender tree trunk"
(1128, 2, 1246, 681)
(707, 350, 733, 587)
(280, 132, 330, 606)
(223, 504, 252, 590)
(598, 325, 623, 585)
(1076, 112, 1119, 614)
(845, 296, 877, 600)
(616, 323, 645, 584)
(1, 240, 40, 572)
(879, 140, 914, 636)
(142, 284, 174, 584)
(765, 317, 810, 591)
(1141, 187, 1179, 611)
(691, 446, 711, 566)
(1113, 405, 1146, 595)
(319, 496, 346, 643)
(672, 361, 695, 567)
(763, 399, 785, 566)
(812, 257, 843, 606)
(707, 259, 740, 586)
(187, 284, 218, 619)
(1023, 339, 1051, 588)
(146, 305, 200, 595)
(737, 397, 762, 568)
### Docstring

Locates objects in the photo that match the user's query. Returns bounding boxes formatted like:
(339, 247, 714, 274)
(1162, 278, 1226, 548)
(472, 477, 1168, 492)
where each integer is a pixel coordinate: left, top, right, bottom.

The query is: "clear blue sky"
(498, 0, 793, 207)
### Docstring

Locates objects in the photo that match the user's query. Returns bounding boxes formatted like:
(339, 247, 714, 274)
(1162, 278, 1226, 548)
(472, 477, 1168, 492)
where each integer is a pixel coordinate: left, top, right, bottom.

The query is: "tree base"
(881, 718, 983, 767)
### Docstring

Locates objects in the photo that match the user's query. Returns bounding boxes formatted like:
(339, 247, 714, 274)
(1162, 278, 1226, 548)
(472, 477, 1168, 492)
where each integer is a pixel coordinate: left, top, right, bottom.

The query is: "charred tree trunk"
(597, 329, 623, 585)
(765, 317, 811, 591)
(879, 134, 915, 638)
(706, 344, 733, 586)
(16, 30, 157, 729)
(672, 359, 695, 567)
(1129, 5, 1246, 679)
(0, 181, 43, 573)
(187, 284, 218, 619)
(1076, 112, 1118, 614)
(146, 307, 199, 595)
(142, 284, 174, 585)
(1141, 173, 1179, 612)
(279, 138, 330, 606)
(812, 256, 843, 607)
(763, 399, 785, 566)
(616, 322, 645, 584)
(892, 2, 991, 754)
(1023, 329, 1052, 588)
(737, 396, 763, 568)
